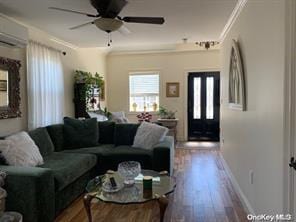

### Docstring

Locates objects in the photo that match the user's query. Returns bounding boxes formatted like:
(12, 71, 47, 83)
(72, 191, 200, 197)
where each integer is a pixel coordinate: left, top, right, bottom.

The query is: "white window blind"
(129, 74, 159, 112)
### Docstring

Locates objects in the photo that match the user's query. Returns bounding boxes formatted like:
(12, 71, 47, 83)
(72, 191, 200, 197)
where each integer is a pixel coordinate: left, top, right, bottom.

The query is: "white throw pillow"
(133, 122, 168, 150)
(111, 111, 129, 123)
(0, 132, 44, 167)
(87, 112, 108, 122)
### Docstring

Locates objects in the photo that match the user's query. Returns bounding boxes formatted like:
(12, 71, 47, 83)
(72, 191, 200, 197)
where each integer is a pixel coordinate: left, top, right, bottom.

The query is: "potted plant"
(74, 70, 104, 110)
(157, 106, 176, 119)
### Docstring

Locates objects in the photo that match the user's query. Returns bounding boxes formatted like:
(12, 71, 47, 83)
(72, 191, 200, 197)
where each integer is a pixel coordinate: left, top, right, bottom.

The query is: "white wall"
(107, 50, 220, 141)
(220, 0, 285, 214)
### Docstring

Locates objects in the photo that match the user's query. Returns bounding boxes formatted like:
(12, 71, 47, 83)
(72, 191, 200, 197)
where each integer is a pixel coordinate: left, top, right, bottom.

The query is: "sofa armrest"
(0, 165, 55, 222)
(152, 136, 174, 175)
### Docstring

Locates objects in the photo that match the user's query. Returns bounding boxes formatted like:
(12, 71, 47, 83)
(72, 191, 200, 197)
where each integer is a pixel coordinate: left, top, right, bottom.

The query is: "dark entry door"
(188, 72, 220, 141)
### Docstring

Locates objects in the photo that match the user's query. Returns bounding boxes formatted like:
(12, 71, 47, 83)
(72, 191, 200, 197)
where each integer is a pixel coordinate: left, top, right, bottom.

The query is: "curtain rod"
(29, 40, 67, 56)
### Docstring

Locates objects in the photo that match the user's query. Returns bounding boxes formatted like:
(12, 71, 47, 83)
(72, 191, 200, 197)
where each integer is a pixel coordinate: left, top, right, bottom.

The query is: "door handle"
(289, 157, 296, 170)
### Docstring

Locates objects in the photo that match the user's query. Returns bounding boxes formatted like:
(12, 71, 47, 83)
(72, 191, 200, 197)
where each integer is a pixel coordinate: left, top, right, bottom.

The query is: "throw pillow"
(0, 131, 44, 167)
(111, 111, 129, 123)
(114, 123, 139, 146)
(28, 127, 55, 157)
(46, 124, 64, 151)
(0, 152, 8, 165)
(98, 121, 115, 144)
(63, 117, 98, 149)
(133, 122, 168, 150)
(0, 139, 7, 165)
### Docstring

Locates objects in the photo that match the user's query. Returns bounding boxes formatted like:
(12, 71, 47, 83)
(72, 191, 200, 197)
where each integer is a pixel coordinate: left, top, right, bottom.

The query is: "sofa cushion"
(114, 123, 139, 146)
(46, 124, 64, 152)
(64, 117, 98, 149)
(62, 144, 115, 156)
(40, 152, 96, 191)
(100, 145, 152, 170)
(28, 127, 55, 156)
(98, 122, 115, 144)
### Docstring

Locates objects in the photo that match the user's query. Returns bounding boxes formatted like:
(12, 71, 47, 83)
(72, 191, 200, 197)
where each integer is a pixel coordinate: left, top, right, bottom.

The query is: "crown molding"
(107, 43, 220, 56)
(49, 38, 78, 50)
(219, 0, 248, 43)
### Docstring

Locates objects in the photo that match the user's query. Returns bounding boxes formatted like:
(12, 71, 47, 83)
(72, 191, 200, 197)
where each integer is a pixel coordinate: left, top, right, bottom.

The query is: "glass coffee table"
(84, 170, 176, 222)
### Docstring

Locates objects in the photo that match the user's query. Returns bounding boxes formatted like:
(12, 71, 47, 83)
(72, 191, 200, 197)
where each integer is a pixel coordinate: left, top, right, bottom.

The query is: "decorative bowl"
(118, 161, 141, 186)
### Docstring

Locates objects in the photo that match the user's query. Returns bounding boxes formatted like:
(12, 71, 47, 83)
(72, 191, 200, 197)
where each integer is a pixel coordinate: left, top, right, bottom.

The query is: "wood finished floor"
(176, 141, 220, 150)
(55, 148, 247, 222)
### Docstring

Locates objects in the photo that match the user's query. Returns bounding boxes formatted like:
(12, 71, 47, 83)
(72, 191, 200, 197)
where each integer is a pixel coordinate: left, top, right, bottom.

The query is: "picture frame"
(166, 82, 180, 97)
(0, 80, 7, 92)
(228, 39, 246, 111)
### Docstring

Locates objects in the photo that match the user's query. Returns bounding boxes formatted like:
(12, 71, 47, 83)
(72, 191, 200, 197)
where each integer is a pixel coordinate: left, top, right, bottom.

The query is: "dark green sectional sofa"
(0, 122, 174, 222)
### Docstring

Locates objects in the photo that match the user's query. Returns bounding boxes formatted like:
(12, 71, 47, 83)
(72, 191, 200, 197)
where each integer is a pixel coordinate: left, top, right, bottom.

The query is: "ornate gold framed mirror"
(0, 57, 21, 119)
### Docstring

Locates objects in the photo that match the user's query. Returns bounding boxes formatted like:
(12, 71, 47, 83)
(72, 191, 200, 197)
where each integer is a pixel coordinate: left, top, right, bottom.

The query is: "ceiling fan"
(49, 0, 165, 46)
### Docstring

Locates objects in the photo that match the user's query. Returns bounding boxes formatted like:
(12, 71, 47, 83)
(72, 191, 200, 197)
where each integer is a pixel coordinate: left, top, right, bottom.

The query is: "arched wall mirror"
(228, 39, 246, 111)
(0, 57, 21, 119)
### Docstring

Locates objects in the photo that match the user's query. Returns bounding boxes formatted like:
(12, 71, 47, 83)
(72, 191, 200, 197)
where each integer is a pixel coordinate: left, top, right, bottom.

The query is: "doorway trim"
(284, 0, 296, 214)
(183, 68, 220, 141)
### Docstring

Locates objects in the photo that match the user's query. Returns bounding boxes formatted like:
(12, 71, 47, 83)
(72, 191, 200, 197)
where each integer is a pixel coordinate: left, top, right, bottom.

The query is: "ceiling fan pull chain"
(107, 32, 113, 47)
(107, 32, 111, 47)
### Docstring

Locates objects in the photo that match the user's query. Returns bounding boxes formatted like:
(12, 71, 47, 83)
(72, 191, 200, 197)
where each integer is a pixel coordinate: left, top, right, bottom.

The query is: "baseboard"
(219, 153, 256, 216)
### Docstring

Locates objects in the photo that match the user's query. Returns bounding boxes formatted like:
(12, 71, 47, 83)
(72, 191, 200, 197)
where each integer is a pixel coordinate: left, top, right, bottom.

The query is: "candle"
(143, 176, 153, 190)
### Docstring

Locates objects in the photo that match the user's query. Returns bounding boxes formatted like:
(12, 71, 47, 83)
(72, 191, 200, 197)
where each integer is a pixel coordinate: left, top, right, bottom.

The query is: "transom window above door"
(129, 73, 159, 112)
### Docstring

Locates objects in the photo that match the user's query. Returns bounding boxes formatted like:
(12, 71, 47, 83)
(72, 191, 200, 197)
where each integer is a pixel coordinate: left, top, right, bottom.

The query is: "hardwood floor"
(176, 141, 220, 149)
(55, 147, 247, 222)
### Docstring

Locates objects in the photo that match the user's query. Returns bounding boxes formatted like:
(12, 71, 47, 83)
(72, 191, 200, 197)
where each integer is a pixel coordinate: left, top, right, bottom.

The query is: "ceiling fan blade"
(69, 21, 94, 30)
(122, 17, 165, 25)
(118, 25, 131, 35)
(49, 7, 98, 18)
(91, 0, 127, 18)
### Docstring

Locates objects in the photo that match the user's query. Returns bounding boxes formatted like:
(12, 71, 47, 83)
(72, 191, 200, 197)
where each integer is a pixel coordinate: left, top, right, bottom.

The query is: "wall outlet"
(220, 136, 225, 144)
(249, 170, 254, 185)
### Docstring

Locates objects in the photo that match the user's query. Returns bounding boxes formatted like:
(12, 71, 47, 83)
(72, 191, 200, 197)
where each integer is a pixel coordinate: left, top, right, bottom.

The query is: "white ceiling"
(0, 0, 237, 48)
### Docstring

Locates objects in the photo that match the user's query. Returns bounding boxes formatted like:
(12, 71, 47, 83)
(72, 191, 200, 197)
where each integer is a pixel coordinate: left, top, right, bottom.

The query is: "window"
(206, 77, 214, 119)
(193, 77, 201, 119)
(129, 73, 159, 112)
(27, 41, 64, 130)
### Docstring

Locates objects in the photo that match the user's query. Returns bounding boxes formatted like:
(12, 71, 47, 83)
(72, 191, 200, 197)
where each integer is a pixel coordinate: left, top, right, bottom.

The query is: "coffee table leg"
(157, 195, 169, 222)
(84, 193, 95, 222)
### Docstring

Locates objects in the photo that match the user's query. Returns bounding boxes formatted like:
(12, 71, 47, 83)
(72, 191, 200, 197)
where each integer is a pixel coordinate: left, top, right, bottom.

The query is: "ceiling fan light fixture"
(94, 18, 123, 32)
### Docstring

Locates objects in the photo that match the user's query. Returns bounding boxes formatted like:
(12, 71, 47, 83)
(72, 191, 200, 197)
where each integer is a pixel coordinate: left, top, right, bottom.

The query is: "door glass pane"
(206, 77, 214, 119)
(193, 77, 201, 119)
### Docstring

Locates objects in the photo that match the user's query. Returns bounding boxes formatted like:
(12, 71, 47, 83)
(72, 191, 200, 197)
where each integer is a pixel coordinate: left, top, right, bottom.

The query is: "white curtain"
(27, 41, 64, 130)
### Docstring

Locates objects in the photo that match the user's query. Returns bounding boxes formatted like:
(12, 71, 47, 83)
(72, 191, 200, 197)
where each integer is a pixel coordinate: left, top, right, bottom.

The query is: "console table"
(157, 119, 178, 142)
